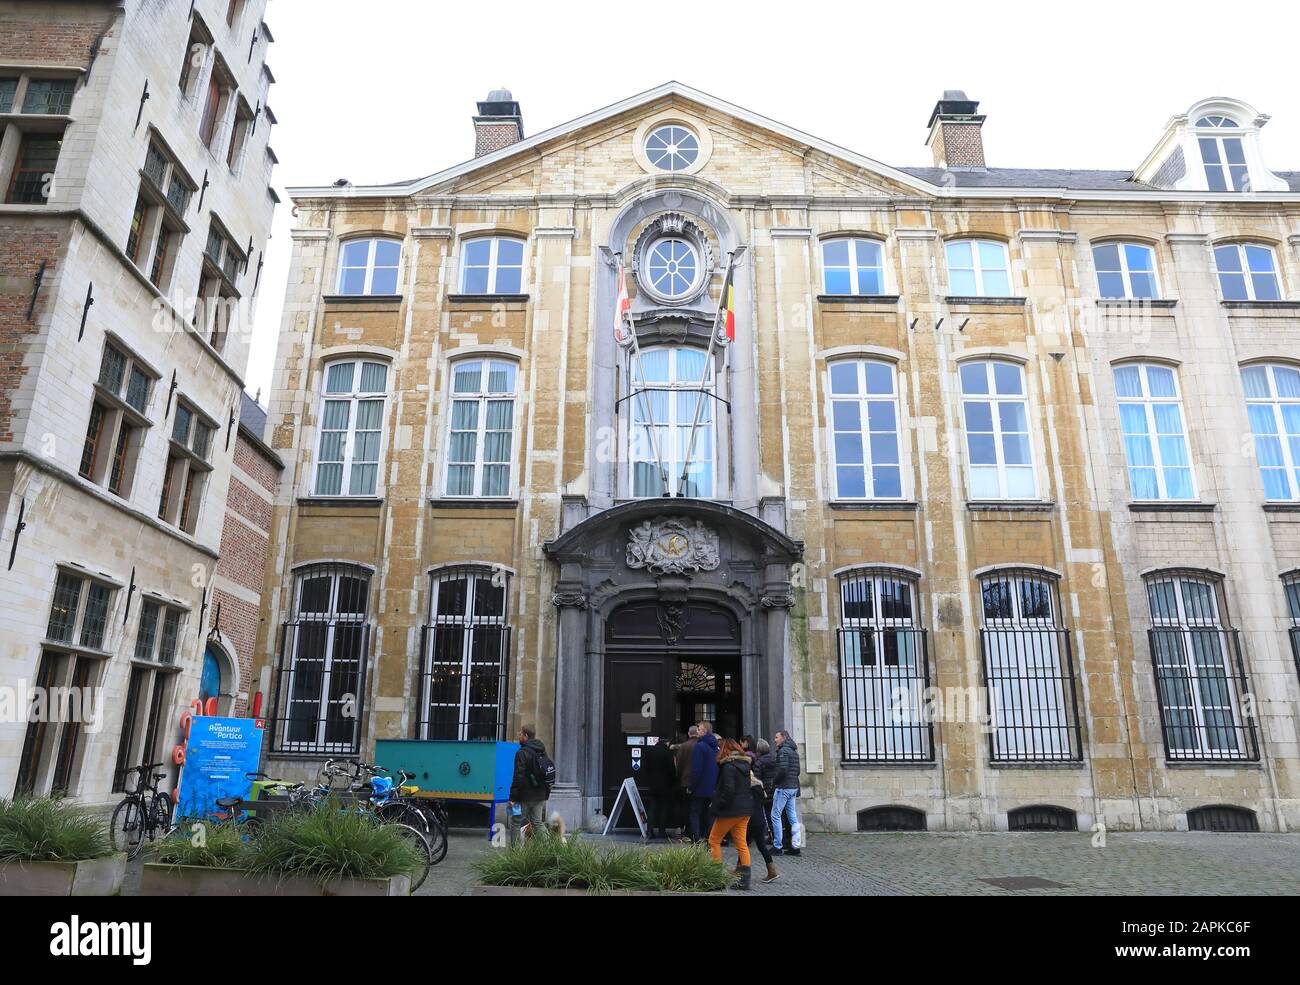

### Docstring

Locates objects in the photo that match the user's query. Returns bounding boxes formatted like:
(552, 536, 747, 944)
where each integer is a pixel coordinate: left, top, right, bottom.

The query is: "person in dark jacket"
(687, 722, 719, 843)
(707, 738, 754, 890)
(641, 736, 678, 839)
(770, 730, 803, 856)
(508, 724, 550, 842)
(743, 738, 778, 883)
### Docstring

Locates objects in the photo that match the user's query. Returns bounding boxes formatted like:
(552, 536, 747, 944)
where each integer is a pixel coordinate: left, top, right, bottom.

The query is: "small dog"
(547, 812, 568, 842)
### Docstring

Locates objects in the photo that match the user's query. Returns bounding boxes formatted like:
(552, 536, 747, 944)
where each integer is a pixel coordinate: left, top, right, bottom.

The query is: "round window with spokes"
(644, 237, 700, 300)
(645, 125, 700, 172)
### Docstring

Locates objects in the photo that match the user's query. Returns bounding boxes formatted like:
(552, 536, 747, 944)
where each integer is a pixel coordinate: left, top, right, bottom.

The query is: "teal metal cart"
(374, 739, 519, 837)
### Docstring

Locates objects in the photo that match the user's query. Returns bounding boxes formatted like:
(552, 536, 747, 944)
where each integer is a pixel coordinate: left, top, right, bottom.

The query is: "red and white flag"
(612, 259, 635, 349)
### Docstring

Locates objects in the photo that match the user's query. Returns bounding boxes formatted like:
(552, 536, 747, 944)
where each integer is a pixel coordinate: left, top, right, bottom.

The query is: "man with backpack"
(509, 724, 555, 841)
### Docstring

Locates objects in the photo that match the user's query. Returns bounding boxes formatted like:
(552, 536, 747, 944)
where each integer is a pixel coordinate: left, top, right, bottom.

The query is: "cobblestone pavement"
(416, 829, 1300, 896)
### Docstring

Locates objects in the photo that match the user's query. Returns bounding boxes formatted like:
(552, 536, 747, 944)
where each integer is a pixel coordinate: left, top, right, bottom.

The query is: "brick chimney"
(926, 90, 986, 169)
(473, 87, 524, 157)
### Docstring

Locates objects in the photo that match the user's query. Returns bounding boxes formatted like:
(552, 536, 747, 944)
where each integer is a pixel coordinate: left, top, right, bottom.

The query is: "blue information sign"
(176, 717, 266, 820)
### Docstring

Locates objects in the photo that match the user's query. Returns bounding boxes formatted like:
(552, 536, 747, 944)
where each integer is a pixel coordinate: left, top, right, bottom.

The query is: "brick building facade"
(256, 82, 1300, 833)
(0, 1, 279, 803)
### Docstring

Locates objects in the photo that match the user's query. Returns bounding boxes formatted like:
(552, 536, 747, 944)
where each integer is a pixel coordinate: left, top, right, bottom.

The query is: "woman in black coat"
(641, 737, 679, 839)
(745, 738, 779, 883)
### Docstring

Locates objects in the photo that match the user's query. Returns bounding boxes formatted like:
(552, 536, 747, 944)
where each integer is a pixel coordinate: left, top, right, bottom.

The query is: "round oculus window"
(644, 237, 700, 299)
(645, 125, 700, 172)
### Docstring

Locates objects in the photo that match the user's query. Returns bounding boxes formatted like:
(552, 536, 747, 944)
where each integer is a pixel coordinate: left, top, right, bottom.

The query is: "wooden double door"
(602, 601, 741, 816)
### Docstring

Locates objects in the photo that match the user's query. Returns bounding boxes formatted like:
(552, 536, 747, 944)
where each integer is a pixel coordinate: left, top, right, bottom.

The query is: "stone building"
(0, 0, 279, 803)
(258, 82, 1300, 833)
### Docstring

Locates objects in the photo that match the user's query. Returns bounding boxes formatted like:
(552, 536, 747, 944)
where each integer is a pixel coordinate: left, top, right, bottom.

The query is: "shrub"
(473, 833, 729, 893)
(150, 822, 248, 870)
(243, 800, 423, 884)
(0, 797, 113, 863)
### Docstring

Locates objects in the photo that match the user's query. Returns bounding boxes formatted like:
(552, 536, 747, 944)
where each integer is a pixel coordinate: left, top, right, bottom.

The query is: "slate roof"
(900, 166, 1300, 193)
(239, 391, 268, 439)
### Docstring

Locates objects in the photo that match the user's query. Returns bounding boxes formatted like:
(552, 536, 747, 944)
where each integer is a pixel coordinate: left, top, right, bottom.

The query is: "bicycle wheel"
(391, 823, 431, 892)
(424, 817, 448, 865)
(149, 792, 173, 845)
(375, 800, 427, 833)
(110, 798, 145, 860)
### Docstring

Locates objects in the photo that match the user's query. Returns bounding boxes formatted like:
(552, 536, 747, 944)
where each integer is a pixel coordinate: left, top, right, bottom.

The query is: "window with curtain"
(1241, 363, 1300, 501)
(629, 346, 714, 498)
(1145, 571, 1256, 762)
(314, 360, 387, 497)
(827, 359, 902, 499)
(418, 567, 511, 741)
(821, 238, 885, 295)
(273, 564, 371, 754)
(945, 239, 1011, 297)
(1214, 243, 1281, 301)
(959, 359, 1035, 499)
(837, 569, 930, 762)
(445, 359, 516, 497)
(459, 237, 524, 294)
(1114, 363, 1195, 500)
(978, 569, 1081, 762)
(336, 239, 400, 295)
(1093, 242, 1159, 299)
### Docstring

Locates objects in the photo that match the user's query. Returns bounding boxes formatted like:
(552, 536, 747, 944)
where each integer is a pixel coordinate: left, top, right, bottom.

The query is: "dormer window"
(1195, 116, 1248, 191)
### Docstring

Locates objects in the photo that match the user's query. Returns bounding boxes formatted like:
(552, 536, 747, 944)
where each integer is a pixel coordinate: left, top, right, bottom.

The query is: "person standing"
(707, 738, 754, 891)
(687, 721, 719, 844)
(508, 724, 553, 842)
(770, 729, 802, 857)
(641, 736, 678, 839)
(673, 726, 698, 837)
(745, 738, 778, 883)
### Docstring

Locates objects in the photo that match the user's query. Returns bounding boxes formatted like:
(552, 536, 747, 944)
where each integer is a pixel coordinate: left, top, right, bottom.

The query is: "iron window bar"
(415, 566, 512, 742)
(1291, 626, 1300, 680)
(1147, 626, 1259, 763)
(836, 627, 934, 764)
(979, 627, 1085, 764)
(267, 563, 372, 757)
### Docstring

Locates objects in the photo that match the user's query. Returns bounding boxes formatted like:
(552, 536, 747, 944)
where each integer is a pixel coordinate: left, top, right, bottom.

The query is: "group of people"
(641, 721, 804, 891)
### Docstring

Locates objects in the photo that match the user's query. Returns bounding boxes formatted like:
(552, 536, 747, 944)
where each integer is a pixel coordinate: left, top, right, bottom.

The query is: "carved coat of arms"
(625, 517, 721, 575)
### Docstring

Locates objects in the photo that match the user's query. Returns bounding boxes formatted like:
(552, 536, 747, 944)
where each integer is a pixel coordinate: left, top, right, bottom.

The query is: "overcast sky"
(244, 0, 1300, 401)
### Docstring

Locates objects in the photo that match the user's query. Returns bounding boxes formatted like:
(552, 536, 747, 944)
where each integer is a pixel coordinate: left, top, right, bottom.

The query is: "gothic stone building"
(0, 0, 280, 803)
(258, 83, 1300, 833)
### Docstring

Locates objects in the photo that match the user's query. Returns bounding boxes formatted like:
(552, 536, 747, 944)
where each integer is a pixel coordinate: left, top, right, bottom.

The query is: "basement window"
(1007, 805, 1078, 831)
(1186, 805, 1259, 833)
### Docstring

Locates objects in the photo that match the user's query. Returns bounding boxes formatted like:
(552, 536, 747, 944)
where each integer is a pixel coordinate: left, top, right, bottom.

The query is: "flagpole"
(676, 251, 734, 497)
(616, 255, 672, 496)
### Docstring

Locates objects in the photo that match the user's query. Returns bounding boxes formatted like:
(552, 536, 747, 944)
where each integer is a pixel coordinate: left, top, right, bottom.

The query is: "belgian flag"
(715, 261, 735, 345)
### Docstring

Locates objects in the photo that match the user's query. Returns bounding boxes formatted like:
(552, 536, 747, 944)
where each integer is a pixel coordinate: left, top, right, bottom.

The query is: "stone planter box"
(140, 863, 410, 896)
(0, 855, 127, 896)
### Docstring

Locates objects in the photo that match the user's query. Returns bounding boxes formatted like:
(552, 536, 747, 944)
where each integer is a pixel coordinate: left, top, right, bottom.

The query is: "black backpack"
(526, 748, 557, 793)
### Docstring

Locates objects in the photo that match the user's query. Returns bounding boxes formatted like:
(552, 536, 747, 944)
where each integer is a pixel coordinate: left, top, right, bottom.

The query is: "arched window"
(826, 359, 903, 499)
(444, 358, 517, 498)
(837, 569, 930, 763)
(978, 569, 1082, 762)
(1241, 363, 1300, 500)
(1186, 804, 1259, 832)
(1145, 570, 1257, 762)
(1282, 572, 1300, 676)
(945, 239, 1011, 297)
(336, 238, 400, 295)
(959, 359, 1036, 499)
(1113, 362, 1194, 500)
(1214, 242, 1280, 301)
(629, 346, 715, 498)
(1195, 119, 1249, 191)
(821, 238, 885, 296)
(273, 563, 371, 754)
(1007, 805, 1078, 831)
(459, 236, 524, 294)
(1092, 242, 1159, 299)
(314, 359, 387, 497)
(418, 566, 510, 741)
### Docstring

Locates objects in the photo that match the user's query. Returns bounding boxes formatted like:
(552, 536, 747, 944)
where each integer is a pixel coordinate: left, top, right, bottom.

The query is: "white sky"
(245, 0, 1300, 401)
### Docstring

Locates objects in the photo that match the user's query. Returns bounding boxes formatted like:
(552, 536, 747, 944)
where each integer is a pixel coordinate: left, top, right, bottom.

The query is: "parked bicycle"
(110, 762, 175, 860)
